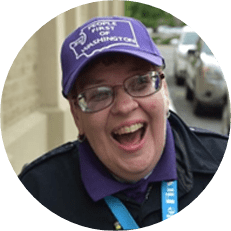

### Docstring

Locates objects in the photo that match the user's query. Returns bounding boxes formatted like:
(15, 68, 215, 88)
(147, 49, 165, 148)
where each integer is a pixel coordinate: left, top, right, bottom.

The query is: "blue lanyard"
(161, 180, 178, 220)
(104, 180, 178, 230)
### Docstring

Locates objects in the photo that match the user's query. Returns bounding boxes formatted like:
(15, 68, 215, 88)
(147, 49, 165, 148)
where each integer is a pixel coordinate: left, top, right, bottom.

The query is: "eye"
(88, 87, 113, 102)
(128, 75, 150, 92)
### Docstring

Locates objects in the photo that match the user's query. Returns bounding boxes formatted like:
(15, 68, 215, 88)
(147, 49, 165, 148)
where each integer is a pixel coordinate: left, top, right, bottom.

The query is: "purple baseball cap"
(61, 16, 165, 98)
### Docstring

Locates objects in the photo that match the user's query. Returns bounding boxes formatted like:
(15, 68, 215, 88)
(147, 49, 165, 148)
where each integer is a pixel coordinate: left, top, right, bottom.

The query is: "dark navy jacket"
(18, 111, 228, 229)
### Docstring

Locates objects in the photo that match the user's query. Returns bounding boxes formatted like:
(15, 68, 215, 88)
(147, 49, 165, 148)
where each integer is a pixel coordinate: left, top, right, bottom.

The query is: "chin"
(115, 154, 158, 181)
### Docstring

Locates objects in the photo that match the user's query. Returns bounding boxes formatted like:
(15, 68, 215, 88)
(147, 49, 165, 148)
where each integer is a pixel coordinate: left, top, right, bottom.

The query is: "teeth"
(113, 123, 143, 135)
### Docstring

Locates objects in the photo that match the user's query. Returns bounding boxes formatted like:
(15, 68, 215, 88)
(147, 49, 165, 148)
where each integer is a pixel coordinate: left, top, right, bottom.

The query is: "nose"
(110, 87, 139, 115)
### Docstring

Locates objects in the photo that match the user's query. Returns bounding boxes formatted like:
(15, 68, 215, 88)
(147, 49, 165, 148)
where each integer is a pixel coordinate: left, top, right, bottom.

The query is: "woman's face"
(69, 56, 170, 182)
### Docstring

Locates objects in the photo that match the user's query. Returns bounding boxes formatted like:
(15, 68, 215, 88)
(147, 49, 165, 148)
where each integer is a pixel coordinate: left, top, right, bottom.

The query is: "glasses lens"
(126, 72, 161, 97)
(77, 72, 162, 113)
(78, 86, 113, 112)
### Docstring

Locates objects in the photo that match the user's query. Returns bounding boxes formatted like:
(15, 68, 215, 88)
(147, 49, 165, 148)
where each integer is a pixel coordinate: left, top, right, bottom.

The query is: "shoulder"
(189, 125, 228, 150)
(189, 126, 228, 139)
(170, 111, 228, 148)
(18, 141, 92, 219)
(189, 126, 228, 153)
(190, 126, 228, 167)
(169, 111, 228, 173)
(18, 141, 80, 179)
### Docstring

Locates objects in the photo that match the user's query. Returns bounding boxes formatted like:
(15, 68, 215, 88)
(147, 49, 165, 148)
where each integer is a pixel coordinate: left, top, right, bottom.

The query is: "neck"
(111, 170, 153, 184)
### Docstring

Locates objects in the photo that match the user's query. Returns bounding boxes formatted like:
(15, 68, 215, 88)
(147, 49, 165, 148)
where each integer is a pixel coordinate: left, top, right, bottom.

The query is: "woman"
(19, 16, 227, 230)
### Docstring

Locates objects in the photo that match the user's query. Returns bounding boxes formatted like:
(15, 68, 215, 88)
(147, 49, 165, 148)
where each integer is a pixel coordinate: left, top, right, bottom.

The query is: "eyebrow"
(128, 66, 148, 73)
(86, 78, 106, 86)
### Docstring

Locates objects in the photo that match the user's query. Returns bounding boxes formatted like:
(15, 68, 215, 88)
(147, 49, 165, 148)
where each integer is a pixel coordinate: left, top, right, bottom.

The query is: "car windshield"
(202, 43, 213, 55)
(181, 32, 199, 45)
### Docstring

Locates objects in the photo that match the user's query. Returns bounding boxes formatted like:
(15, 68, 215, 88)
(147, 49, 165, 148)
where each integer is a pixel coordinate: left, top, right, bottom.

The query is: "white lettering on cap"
(69, 20, 139, 59)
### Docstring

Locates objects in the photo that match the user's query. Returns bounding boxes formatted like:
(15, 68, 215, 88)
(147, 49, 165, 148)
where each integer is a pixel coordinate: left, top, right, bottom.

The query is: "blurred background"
(1, 0, 230, 175)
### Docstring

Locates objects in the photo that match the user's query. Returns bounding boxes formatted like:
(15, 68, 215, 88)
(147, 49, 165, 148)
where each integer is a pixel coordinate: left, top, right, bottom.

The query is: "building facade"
(1, 1, 125, 174)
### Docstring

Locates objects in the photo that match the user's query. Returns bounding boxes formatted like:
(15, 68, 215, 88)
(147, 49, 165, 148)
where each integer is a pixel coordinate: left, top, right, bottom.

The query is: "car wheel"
(174, 64, 179, 82)
(176, 76, 184, 86)
(174, 63, 182, 85)
(215, 105, 224, 119)
(186, 85, 194, 100)
(193, 97, 204, 116)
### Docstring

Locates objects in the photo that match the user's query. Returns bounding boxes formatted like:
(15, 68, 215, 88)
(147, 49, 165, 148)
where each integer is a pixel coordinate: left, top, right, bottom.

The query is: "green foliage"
(125, 1, 184, 29)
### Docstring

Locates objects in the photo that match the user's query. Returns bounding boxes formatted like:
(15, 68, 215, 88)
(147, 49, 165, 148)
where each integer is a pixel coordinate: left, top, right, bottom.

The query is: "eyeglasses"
(76, 71, 165, 113)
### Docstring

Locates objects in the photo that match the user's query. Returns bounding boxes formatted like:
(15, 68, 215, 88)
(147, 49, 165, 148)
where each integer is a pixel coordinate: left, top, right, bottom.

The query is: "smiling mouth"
(112, 123, 147, 145)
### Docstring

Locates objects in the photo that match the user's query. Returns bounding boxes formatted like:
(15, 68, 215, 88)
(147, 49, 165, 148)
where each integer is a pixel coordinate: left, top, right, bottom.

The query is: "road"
(158, 45, 223, 134)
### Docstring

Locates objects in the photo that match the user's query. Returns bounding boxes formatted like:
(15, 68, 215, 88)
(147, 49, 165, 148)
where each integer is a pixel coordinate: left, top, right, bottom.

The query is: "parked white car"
(174, 26, 199, 85)
(185, 38, 227, 115)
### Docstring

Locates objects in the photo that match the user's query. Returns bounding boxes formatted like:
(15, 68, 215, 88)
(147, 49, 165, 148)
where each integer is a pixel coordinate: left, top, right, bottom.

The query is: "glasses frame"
(75, 71, 165, 113)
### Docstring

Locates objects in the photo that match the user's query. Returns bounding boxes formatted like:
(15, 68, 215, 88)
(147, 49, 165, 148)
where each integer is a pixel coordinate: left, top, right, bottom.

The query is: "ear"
(68, 99, 85, 135)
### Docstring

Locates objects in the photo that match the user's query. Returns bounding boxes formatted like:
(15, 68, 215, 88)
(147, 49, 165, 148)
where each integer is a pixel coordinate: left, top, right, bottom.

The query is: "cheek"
(148, 101, 158, 111)
(81, 111, 109, 138)
(140, 93, 166, 113)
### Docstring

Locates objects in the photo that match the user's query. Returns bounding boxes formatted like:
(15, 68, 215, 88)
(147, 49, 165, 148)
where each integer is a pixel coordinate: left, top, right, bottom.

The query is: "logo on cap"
(69, 20, 139, 59)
